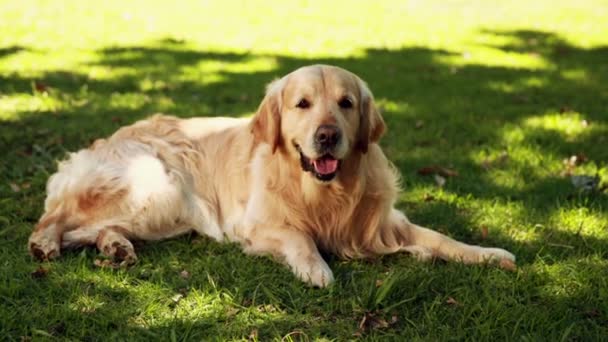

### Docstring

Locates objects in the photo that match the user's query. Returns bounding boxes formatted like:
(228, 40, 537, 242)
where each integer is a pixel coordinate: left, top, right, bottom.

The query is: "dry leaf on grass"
(434, 174, 446, 187)
(562, 153, 588, 176)
(571, 175, 600, 192)
(248, 329, 258, 341)
(482, 150, 509, 170)
(437, 167, 459, 178)
(9, 183, 20, 192)
(417, 166, 459, 178)
(417, 166, 437, 176)
(446, 297, 461, 306)
(171, 293, 184, 304)
(93, 259, 120, 269)
(354, 312, 398, 336)
(179, 270, 190, 279)
(34, 81, 49, 93)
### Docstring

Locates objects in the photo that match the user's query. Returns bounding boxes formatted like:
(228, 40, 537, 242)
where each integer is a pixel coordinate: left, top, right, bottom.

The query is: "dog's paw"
(479, 247, 516, 270)
(101, 241, 138, 265)
(29, 234, 61, 261)
(293, 258, 334, 288)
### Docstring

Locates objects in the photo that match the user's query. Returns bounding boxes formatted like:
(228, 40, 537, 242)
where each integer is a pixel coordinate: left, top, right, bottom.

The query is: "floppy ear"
(356, 80, 386, 153)
(251, 79, 283, 153)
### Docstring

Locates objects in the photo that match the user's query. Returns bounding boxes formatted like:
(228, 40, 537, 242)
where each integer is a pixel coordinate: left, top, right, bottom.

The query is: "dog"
(28, 65, 515, 287)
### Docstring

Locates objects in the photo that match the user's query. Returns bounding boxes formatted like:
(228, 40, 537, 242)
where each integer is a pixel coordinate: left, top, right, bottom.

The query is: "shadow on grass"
(1, 29, 608, 339)
(0, 45, 27, 59)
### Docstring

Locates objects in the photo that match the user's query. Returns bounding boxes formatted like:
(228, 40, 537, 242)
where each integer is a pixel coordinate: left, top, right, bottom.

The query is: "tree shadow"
(2, 29, 608, 339)
(0, 45, 26, 59)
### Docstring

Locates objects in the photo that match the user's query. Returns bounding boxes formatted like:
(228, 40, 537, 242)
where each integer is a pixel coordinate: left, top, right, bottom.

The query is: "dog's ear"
(356, 79, 386, 154)
(251, 78, 283, 153)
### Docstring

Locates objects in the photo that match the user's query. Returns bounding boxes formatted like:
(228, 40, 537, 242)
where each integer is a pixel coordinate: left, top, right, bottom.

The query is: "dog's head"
(251, 65, 385, 183)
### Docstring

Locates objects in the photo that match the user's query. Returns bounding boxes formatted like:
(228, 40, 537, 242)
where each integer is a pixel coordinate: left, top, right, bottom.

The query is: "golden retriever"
(28, 65, 515, 287)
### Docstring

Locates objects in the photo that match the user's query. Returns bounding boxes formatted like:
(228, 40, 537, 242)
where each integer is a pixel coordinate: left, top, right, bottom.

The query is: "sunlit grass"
(1, 0, 607, 340)
(525, 113, 590, 139)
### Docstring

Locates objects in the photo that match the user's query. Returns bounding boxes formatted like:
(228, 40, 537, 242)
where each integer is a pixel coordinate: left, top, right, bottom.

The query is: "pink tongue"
(313, 157, 338, 175)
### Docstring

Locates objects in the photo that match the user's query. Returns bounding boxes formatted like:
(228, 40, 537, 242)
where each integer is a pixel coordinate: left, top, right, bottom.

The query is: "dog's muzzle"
(295, 144, 341, 182)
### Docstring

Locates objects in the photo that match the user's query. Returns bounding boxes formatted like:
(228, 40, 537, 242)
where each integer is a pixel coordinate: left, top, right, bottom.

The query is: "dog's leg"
(96, 226, 137, 265)
(28, 212, 65, 261)
(243, 225, 334, 287)
(384, 209, 516, 267)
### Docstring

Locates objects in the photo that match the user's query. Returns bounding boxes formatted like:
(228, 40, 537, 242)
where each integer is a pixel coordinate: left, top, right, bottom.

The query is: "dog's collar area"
(294, 143, 340, 182)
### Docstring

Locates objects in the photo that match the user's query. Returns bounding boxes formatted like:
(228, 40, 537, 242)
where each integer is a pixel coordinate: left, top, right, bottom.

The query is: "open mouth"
(295, 144, 341, 181)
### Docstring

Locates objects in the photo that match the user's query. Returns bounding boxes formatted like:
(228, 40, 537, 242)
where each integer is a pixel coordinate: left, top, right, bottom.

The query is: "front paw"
(479, 247, 516, 270)
(293, 258, 334, 288)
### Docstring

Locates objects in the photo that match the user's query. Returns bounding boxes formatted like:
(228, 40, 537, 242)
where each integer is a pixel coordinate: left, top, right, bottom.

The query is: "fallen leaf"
(248, 329, 258, 341)
(93, 258, 120, 269)
(358, 313, 386, 330)
(417, 166, 437, 176)
(225, 307, 240, 317)
(446, 297, 461, 306)
(562, 154, 588, 176)
(480, 226, 489, 240)
(437, 167, 459, 178)
(171, 293, 183, 304)
(434, 174, 446, 187)
(482, 150, 509, 170)
(179, 270, 190, 279)
(49, 322, 66, 336)
(573, 153, 588, 164)
(375, 279, 384, 288)
(355, 311, 398, 336)
(583, 309, 600, 318)
(34, 81, 49, 93)
(417, 165, 458, 178)
(31, 266, 49, 279)
(571, 175, 600, 192)
(9, 183, 20, 192)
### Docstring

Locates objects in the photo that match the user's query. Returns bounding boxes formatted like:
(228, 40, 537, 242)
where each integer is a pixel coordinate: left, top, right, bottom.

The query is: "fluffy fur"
(29, 65, 515, 287)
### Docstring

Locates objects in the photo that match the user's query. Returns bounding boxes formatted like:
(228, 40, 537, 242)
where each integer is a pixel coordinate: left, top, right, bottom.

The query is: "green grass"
(1, 1, 607, 340)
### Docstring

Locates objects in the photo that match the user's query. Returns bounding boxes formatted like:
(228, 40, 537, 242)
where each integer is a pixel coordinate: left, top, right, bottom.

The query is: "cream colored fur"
(29, 65, 515, 287)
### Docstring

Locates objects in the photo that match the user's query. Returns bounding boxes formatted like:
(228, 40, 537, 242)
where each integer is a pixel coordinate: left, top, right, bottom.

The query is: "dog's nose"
(314, 125, 341, 149)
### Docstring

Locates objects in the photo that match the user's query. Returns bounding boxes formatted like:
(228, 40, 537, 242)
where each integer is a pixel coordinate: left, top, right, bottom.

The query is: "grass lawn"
(1, 1, 607, 340)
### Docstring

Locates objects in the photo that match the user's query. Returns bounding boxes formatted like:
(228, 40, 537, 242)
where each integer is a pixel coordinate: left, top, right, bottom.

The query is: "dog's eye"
(338, 97, 353, 109)
(296, 99, 310, 109)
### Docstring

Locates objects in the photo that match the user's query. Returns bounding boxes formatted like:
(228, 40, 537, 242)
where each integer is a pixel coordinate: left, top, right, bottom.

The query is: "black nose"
(314, 125, 341, 149)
